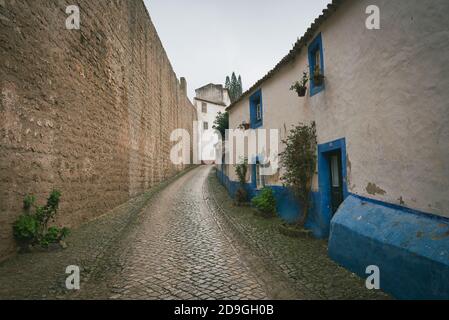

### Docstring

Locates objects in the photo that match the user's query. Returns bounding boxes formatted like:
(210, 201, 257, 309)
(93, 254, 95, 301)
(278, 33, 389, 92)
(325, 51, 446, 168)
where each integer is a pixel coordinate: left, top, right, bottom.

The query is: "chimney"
(180, 77, 187, 95)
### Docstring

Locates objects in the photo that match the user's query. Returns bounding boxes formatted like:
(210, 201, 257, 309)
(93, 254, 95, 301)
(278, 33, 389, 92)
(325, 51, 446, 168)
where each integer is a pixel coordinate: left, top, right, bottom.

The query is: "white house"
(194, 84, 231, 163)
(217, 0, 449, 299)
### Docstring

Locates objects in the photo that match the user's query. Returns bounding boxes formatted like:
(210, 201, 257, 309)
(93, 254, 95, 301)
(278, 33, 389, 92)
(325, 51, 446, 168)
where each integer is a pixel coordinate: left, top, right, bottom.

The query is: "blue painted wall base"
(329, 195, 449, 299)
(215, 168, 328, 238)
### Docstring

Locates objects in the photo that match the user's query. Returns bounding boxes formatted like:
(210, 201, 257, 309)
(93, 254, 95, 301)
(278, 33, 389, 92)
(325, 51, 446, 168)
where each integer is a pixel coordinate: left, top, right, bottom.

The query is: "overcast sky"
(144, 0, 331, 100)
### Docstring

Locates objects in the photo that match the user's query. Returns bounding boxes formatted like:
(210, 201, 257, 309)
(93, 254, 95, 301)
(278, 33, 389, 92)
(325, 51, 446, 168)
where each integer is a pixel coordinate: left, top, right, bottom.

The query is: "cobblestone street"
(0, 166, 389, 300)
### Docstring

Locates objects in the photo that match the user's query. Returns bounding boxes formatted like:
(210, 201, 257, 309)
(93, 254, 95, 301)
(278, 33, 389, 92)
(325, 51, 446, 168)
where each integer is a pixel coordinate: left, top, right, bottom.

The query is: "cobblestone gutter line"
(206, 169, 391, 300)
(0, 166, 198, 300)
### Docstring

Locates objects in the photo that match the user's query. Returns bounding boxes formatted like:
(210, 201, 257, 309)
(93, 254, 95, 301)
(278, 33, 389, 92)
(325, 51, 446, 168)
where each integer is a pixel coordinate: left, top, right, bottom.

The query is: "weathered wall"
(226, 0, 449, 219)
(195, 99, 228, 162)
(195, 84, 230, 106)
(0, 0, 197, 259)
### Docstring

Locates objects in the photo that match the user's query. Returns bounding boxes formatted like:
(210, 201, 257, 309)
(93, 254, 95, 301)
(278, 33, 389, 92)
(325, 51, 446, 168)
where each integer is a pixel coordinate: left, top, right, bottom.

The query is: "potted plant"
(238, 121, 250, 130)
(290, 72, 309, 97)
(313, 66, 325, 87)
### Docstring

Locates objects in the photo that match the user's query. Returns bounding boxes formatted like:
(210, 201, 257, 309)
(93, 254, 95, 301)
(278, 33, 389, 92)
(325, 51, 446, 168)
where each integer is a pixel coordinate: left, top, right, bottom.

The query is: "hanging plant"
(290, 72, 309, 97)
(238, 121, 250, 130)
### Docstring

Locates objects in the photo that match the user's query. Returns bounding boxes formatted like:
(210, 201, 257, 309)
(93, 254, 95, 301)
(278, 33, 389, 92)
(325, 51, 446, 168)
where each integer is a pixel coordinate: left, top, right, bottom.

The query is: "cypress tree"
(225, 72, 243, 103)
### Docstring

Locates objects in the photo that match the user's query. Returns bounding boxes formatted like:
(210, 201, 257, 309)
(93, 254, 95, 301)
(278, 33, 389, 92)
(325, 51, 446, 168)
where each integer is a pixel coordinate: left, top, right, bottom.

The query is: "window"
(203, 122, 209, 130)
(308, 33, 325, 96)
(249, 90, 263, 129)
(202, 102, 207, 113)
(256, 103, 262, 121)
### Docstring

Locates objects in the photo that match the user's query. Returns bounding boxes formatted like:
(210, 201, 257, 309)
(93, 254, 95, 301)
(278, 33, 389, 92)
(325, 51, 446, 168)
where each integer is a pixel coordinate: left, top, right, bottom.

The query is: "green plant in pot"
(313, 66, 325, 87)
(290, 72, 309, 97)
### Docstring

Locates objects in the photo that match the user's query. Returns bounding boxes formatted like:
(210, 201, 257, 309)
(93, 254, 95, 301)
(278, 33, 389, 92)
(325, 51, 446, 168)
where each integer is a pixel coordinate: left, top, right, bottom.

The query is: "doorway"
(317, 138, 348, 237)
(328, 151, 344, 215)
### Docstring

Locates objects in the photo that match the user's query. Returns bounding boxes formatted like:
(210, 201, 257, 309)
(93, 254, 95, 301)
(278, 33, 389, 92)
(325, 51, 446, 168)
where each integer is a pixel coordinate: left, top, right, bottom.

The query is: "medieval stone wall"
(0, 0, 197, 259)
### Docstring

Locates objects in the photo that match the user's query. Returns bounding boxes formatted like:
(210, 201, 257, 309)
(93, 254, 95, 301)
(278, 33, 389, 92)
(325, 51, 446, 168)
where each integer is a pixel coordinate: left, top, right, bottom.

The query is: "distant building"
(217, 0, 449, 299)
(194, 84, 231, 164)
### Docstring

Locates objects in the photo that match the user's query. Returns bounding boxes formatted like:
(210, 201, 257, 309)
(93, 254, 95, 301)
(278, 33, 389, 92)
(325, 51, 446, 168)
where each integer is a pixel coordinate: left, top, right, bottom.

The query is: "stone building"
(0, 0, 197, 260)
(217, 0, 449, 299)
(194, 84, 231, 163)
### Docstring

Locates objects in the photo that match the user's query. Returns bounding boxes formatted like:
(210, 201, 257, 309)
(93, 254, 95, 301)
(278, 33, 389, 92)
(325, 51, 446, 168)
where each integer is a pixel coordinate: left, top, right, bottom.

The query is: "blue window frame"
(308, 33, 325, 96)
(249, 90, 263, 129)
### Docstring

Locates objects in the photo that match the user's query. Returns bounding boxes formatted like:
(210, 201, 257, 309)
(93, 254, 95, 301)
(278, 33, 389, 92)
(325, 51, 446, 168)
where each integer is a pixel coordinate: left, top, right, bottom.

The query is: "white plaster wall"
(195, 99, 227, 161)
(227, 0, 449, 217)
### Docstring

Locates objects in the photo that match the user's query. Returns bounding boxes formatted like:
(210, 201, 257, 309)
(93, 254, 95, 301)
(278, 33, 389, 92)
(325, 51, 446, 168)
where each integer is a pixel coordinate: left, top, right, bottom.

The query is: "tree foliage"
(225, 72, 243, 103)
(279, 122, 317, 226)
(212, 111, 229, 138)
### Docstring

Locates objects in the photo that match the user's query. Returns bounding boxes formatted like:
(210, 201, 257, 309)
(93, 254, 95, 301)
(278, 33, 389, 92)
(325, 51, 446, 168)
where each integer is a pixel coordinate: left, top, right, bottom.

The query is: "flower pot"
(296, 87, 307, 97)
(243, 123, 250, 130)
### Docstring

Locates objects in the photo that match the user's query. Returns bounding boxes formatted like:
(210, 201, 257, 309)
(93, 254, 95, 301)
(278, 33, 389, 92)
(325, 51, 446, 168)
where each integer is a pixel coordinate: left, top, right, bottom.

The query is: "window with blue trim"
(249, 90, 263, 129)
(308, 33, 325, 96)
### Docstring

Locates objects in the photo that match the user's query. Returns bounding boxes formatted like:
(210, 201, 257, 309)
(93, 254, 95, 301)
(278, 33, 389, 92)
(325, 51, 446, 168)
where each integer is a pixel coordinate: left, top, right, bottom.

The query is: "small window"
(202, 102, 207, 113)
(203, 122, 209, 130)
(256, 103, 262, 121)
(308, 33, 325, 96)
(249, 90, 263, 129)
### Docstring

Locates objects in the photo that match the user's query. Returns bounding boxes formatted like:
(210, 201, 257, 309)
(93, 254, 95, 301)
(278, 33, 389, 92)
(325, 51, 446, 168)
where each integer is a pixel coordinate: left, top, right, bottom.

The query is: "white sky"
(143, 0, 331, 100)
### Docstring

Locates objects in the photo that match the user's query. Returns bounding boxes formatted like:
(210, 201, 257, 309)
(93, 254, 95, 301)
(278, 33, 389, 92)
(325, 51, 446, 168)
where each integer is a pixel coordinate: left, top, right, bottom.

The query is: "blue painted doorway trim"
(317, 138, 348, 237)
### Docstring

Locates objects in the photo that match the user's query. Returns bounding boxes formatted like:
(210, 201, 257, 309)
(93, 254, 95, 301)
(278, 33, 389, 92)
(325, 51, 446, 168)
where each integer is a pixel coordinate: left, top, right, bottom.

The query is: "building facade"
(217, 0, 449, 299)
(194, 84, 231, 163)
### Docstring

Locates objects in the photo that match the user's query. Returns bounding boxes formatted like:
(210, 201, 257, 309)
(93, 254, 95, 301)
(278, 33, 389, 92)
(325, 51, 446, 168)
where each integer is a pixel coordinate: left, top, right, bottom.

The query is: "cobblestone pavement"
(208, 168, 391, 300)
(0, 167, 198, 299)
(77, 165, 276, 300)
(0, 165, 390, 300)
(1, 166, 298, 300)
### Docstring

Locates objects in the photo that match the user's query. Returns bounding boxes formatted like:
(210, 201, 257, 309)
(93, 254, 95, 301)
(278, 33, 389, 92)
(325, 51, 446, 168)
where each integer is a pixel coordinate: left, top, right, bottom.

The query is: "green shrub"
(13, 190, 69, 249)
(13, 214, 38, 243)
(234, 158, 249, 205)
(280, 122, 317, 226)
(23, 195, 36, 212)
(235, 158, 248, 186)
(252, 187, 277, 215)
(40, 226, 70, 248)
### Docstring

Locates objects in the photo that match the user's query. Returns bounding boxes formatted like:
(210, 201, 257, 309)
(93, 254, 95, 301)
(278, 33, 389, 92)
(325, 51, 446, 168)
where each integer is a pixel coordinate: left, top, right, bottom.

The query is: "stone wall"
(0, 0, 197, 260)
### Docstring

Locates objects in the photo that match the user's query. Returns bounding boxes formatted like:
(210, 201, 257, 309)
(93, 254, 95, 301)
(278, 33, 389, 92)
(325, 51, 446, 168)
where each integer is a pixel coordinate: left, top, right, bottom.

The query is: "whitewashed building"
(194, 84, 231, 163)
(217, 0, 449, 299)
